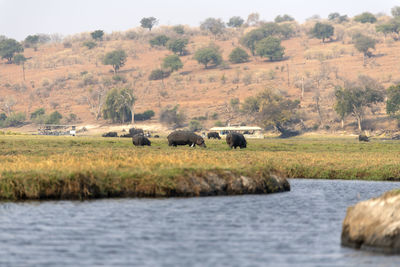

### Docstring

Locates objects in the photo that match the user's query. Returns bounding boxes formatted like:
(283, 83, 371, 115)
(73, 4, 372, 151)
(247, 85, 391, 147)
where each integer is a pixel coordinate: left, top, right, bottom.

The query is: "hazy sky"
(1, 0, 399, 40)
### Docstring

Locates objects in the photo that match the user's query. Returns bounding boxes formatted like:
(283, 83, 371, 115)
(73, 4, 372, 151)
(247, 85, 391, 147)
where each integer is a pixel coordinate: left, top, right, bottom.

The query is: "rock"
(174, 171, 290, 197)
(341, 190, 400, 253)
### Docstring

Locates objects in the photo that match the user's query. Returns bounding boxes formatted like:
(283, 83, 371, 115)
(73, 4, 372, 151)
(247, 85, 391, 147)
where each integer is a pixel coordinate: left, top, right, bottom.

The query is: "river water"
(1, 179, 400, 266)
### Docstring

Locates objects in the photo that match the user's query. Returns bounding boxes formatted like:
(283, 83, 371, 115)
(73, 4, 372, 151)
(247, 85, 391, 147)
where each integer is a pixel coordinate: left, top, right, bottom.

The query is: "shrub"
(83, 41, 96, 49)
(188, 120, 203, 132)
(214, 120, 224, 126)
(1, 112, 26, 127)
(30, 108, 45, 119)
(354, 12, 377, 24)
(159, 105, 186, 128)
(46, 111, 62, 124)
(194, 45, 223, 69)
(149, 35, 170, 47)
(166, 38, 188, 55)
(112, 75, 127, 83)
(229, 47, 250, 64)
(134, 110, 155, 121)
(149, 69, 170, 80)
(173, 25, 185, 35)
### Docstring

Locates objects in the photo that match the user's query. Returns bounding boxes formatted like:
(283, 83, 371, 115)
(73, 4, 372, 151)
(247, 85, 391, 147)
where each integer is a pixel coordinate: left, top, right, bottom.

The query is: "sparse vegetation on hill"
(3, 8, 400, 134)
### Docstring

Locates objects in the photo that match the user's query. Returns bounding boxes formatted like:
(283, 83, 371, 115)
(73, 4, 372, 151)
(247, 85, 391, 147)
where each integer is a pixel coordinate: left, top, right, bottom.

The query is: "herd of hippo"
(103, 129, 247, 149)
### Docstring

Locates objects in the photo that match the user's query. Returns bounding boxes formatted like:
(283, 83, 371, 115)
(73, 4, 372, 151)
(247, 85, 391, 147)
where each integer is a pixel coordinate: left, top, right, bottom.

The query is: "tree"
(229, 47, 249, 63)
(13, 54, 27, 81)
(83, 41, 97, 49)
(46, 111, 62, 124)
(162, 54, 183, 72)
(376, 19, 400, 38)
(0, 96, 17, 116)
(159, 105, 186, 128)
(241, 89, 300, 136)
(91, 30, 104, 41)
(311, 22, 334, 43)
(24, 35, 39, 50)
(227, 16, 244, 28)
(274, 14, 294, 23)
(240, 28, 266, 55)
(200, 18, 225, 38)
(194, 45, 223, 69)
(246, 13, 260, 26)
(328, 12, 348, 23)
(0, 38, 23, 63)
(140, 17, 158, 31)
(103, 88, 135, 123)
(149, 69, 170, 81)
(85, 85, 108, 120)
(386, 84, 400, 121)
(166, 38, 188, 55)
(334, 77, 384, 131)
(255, 36, 285, 61)
(353, 34, 376, 65)
(392, 6, 400, 17)
(149, 35, 170, 47)
(354, 12, 377, 24)
(102, 49, 127, 74)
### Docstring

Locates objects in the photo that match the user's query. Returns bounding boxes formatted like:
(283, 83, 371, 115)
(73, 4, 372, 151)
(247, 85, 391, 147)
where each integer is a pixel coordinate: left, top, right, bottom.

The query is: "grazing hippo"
(359, 134, 369, 142)
(226, 132, 247, 149)
(207, 132, 221, 139)
(129, 127, 144, 136)
(102, 132, 118, 137)
(132, 135, 151, 146)
(167, 131, 206, 147)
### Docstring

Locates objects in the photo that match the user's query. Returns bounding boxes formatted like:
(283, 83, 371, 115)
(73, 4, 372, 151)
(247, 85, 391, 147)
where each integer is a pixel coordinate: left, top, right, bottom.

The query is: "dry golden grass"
(0, 135, 399, 200)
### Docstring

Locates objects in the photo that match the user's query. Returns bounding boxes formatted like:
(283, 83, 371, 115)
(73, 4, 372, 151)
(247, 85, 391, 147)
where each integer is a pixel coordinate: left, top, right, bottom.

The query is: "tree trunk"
(131, 105, 135, 125)
(341, 119, 344, 129)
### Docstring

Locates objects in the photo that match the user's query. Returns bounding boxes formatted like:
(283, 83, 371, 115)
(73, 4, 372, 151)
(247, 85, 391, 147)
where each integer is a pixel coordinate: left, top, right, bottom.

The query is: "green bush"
(229, 47, 250, 64)
(149, 69, 170, 80)
(149, 35, 170, 47)
(45, 111, 62, 124)
(1, 112, 26, 127)
(83, 41, 96, 49)
(189, 120, 203, 132)
(134, 110, 155, 121)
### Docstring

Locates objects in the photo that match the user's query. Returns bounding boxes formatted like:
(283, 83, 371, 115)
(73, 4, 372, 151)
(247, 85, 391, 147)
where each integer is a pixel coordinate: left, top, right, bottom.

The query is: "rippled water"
(1, 179, 400, 266)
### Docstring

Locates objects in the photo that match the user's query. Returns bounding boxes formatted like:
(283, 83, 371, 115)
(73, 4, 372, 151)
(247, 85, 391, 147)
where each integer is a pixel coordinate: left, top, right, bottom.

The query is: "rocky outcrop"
(341, 190, 400, 253)
(173, 171, 290, 197)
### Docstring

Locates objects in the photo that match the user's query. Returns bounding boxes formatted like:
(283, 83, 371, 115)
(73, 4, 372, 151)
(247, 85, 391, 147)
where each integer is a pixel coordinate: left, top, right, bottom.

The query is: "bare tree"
(0, 96, 17, 115)
(85, 85, 108, 120)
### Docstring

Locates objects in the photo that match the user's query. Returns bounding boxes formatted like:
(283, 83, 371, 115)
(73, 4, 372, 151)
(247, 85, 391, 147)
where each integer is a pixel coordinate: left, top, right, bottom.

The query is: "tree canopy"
(229, 47, 249, 64)
(274, 14, 294, 23)
(386, 84, 400, 120)
(227, 16, 244, 28)
(140, 17, 158, 31)
(194, 45, 223, 69)
(91, 30, 104, 41)
(200, 18, 226, 37)
(311, 22, 334, 42)
(334, 77, 384, 131)
(24, 35, 39, 49)
(255, 36, 285, 61)
(149, 35, 170, 47)
(0, 38, 23, 63)
(241, 89, 300, 135)
(103, 88, 135, 123)
(102, 50, 127, 73)
(166, 38, 188, 55)
(354, 12, 377, 24)
(162, 54, 183, 72)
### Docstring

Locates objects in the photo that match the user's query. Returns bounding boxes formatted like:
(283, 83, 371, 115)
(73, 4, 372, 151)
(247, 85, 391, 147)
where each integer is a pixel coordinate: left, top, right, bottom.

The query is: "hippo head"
(196, 137, 206, 148)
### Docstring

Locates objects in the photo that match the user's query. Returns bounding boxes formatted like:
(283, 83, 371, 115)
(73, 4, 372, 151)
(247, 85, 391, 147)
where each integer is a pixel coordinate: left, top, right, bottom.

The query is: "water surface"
(1, 179, 400, 266)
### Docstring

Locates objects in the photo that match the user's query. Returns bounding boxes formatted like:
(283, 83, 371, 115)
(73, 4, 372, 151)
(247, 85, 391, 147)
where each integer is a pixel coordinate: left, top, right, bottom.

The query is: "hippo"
(102, 132, 118, 137)
(359, 134, 369, 142)
(167, 131, 206, 147)
(207, 132, 221, 139)
(226, 132, 247, 149)
(132, 135, 151, 146)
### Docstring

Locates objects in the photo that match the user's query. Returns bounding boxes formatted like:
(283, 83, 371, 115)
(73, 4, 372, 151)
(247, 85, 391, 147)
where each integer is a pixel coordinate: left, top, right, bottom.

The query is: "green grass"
(0, 135, 399, 200)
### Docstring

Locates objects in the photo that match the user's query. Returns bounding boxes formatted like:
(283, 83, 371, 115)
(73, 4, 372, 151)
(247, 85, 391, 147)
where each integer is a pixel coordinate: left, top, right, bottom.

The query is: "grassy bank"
(0, 135, 399, 200)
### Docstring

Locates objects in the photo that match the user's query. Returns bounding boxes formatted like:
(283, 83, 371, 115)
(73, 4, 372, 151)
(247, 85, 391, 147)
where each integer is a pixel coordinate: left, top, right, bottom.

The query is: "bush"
(159, 105, 186, 128)
(214, 120, 224, 126)
(134, 110, 155, 121)
(229, 47, 250, 64)
(354, 12, 377, 24)
(1, 112, 26, 128)
(149, 69, 170, 80)
(83, 41, 96, 49)
(149, 35, 170, 47)
(188, 120, 203, 132)
(45, 111, 63, 124)
(194, 45, 223, 69)
(112, 75, 127, 83)
(173, 25, 185, 35)
(30, 108, 45, 120)
(166, 38, 188, 55)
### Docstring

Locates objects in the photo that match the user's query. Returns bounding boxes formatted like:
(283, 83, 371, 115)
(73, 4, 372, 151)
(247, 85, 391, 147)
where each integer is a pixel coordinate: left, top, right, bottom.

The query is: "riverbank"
(0, 135, 400, 200)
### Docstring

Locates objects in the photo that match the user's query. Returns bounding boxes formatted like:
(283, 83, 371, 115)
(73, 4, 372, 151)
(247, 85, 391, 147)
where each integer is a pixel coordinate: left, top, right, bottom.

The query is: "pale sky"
(0, 0, 399, 41)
